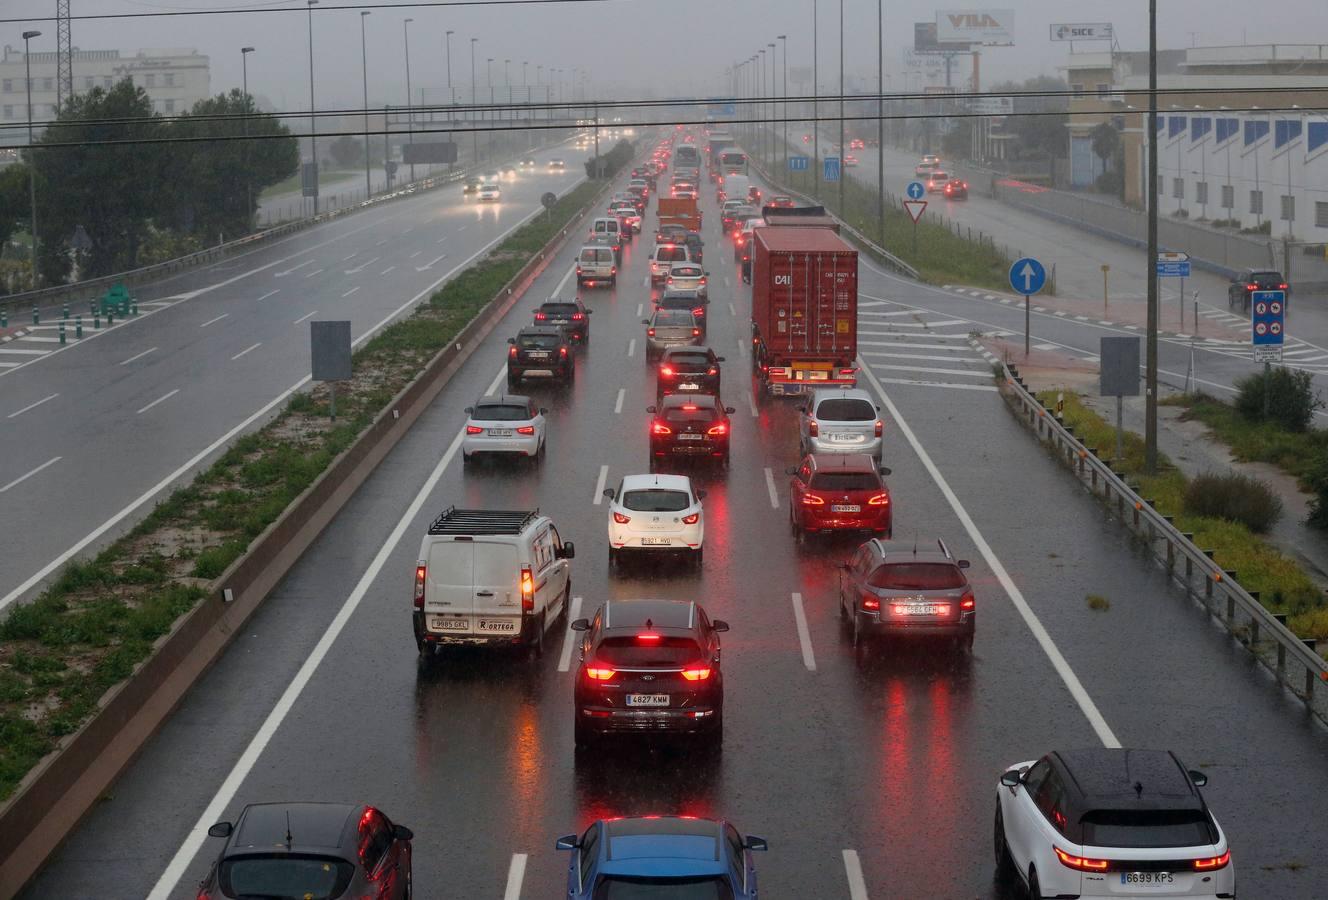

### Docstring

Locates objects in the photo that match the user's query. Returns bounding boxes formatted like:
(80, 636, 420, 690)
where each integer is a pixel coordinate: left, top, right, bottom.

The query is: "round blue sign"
(1008, 257, 1047, 296)
(906, 181, 925, 200)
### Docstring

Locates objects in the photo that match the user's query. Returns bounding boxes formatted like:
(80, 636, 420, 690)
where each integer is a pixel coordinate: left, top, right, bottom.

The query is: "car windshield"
(541, 304, 579, 316)
(595, 636, 705, 667)
(220, 855, 354, 900)
(593, 876, 734, 899)
(815, 399, 876, 422)
(665, 352, 712, 368)
(518, 334, 562, 350)
(654, 311, 694, 327)
(931, 172, 949, 181)
(621, 489, 692, 512)
(672, 267, 702, 278)
(868, 563, 965, 590)
(658, 248, 688, 263)
(473, 404, 530, 422)
(659, 295, 702, 310)
(1249, 271, 1282, 281)
(1079, 810, 1215, 848)
(809, 472, 879, 491)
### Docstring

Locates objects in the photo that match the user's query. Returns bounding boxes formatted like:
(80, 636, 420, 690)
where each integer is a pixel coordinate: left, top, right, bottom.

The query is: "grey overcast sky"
(5, 0, 1325, 112)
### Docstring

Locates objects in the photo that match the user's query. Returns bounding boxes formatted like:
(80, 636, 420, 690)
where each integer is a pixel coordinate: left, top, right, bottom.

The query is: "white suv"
(602, 474, 705, 568)
(412, 508, 574, 658)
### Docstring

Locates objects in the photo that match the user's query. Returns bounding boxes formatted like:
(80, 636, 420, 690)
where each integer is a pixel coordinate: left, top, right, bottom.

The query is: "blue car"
(556, 816, 767, 899)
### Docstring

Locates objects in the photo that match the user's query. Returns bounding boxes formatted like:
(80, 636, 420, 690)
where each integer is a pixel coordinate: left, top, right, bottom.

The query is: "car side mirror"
(716, 356, 726, 362)
(1000, 770, 1023, 788)
(531, 308, 539, 314)
(559, 541, 576, 560)
(569, 618, 590, 632)
(1188, 770, 1208, 787)
(555, 834, 579, 851)
(208, 822, 233, 838)
(586, 309, 593, 314)
(704, 270, 710, 276)
(464, 407, 474, 414)
(957, 560, 971, 569)
(602, 488, 616, 500)
(646, 405, 657, 414)
(784, 466, 798, 476)
(725, 407, 736, 415)
(539, 407, 548, 415)
(743, 836, 769, 852)
(879, 467, 892, 476)
(642, 319, 651, 325)
(393, 824, 414, 841)
(712, 619, 730, 632)
(693, 489, 707, 501)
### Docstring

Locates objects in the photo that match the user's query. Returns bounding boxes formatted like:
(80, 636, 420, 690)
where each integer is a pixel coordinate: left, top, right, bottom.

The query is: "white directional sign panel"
(1050, 23, 1114, 41)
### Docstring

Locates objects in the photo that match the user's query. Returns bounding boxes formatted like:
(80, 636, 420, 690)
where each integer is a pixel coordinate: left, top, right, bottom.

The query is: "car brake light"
(585, 664, 616, 680)
(1193, 850, 1231, 870)
(576, 266, 582, 275)
(611, 266, 616, 274)
(808, 421, 819, 437)
(1246, 283, 1258, 291)
(1054, 846, 1109, 872)
(660, 366, 675, 377)
(691, 307, 705, 318)
(868, 492, 890, 506)
(636, 632, 661, 642)
(508, 346, 517, 358)
(681, 512, 700, 525)
(667, 276, 673, 284)
(414, 564, 426, 608)
(874, 419, 884, 437)
(559, 346, 568, 357)
(520, 566, 534, 612)
(681, 666, 711, 681)
(465, 425, 484, 435)
(1279, 283, 1289, 290)
(647, 327, 656, 337)
(960, 591, 975, 610)
(801, 493, 825, 506)
(692, 328, 701, 337)
(572, 312, 584, 321)
(534, 312, 547, 320)
(699, 277, 706, 286)
(651, 421, 672, 435)
(612, 511, 631, 524)
(707, 367, 718, 376)
(515, 425, 536, 435)
(861, 595, 880, 611)
(707, 422, 728, 436)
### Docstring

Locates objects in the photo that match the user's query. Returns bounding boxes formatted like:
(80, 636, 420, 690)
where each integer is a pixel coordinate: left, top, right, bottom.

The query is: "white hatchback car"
(462, 394, 546, 463)
(666, 262, 708, 299)
(477, 182, 501, 201)
(602, 474, 706, 568)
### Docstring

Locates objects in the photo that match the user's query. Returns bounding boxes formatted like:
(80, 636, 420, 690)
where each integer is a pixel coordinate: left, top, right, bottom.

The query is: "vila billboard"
(936, 9, 1015, 46)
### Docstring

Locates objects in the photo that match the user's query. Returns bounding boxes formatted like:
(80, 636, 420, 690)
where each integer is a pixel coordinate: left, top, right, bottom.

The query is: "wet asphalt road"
(21, 136, 1328, 899)
(0, 141, 590, 611)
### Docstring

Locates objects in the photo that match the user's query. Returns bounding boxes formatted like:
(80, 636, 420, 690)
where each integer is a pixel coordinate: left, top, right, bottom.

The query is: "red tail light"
(861, 595, 880, 611)
(666, 276, 674, 285)
(874, 419, 884, 437)
(1054, 847, 1109, 872)
(413, 564, 426, 609)
(681, 666, 712, 681)
(1278, 283, 1289, 290)
(808, 421, 819, 437)
(585, 664, 616, 680)
(960, 591, 975, 610)
(515, 425, 536, 435)
(612, 511, 631, 524)
(465, 425, 484, 435)
(660, 366, 675, 377)
(681, 512, 700, 525)
(611, 266, 616, 274)
(534, 312, 547, 320)
(576, 266, 582, 275)
(699, 277, 706, 286)
(560, 346, 568, 357)
(707, 367, 718, 376)
(707, 422, 728, 436)
(572, 312, 584, 321)
(519, 566, 534, 612)
(1194, 850, 1231, 871)
(692, 307, 705, 317)
(868, 492, 890, 506)
(800, 493, 825, 506)
(692, 328, 701, 337)
(508, 346, 517, 358)
(651, 421, 672, 435)
(1246, 283, 1258, 291)
(647, 327, 656, 337)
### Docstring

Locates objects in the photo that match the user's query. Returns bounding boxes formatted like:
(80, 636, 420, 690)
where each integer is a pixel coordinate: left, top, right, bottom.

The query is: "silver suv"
(798, 388, 883, 462)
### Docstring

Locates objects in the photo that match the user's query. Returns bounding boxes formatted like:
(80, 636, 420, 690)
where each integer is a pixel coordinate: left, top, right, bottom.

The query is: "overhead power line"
(0, 0, 618, 26)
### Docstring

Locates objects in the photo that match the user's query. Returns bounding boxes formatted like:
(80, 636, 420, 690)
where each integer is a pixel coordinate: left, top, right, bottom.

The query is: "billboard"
(902, 48, 948, 70)
(914, 21, 972, 54)
(402, 142, 459, 164)
(1049, 22, 1113, 42)
(936, 9, 1015, 46)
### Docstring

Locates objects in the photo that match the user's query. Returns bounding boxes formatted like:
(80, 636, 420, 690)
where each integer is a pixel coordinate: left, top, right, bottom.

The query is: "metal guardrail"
(999, 361, 1328, 723)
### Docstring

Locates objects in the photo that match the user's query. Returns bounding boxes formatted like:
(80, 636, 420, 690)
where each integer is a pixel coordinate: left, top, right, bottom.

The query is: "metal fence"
(1001, 362, 1328, 725)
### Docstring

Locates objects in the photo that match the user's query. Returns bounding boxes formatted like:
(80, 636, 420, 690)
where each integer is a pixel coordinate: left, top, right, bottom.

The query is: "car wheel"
(1028, 867, 1042, 900)
(574, 714, 595, 751)
(527, 612, 546, 661)
(537, 439, 546, 462)
(994, 805, 1016, 884)
(559, 584, 571, 622)
(610, 275, 617, 287)
(791, 512, 805, 544)
(693, 548, 704, 569)
(608, 547, 619, 570)
(706, 713, 724, 750)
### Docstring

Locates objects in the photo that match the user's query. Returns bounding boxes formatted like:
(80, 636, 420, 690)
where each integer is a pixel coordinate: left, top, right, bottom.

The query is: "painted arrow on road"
(343, 256, 380, 275)
(415, 254, 447, 272)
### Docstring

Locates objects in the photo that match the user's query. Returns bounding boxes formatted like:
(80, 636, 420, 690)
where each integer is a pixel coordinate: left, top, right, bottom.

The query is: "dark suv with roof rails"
(656, 346, 723, 402)
(836, 537, 975, 652)
(508, 325, 574, 389)
(533, 298, 592, 344)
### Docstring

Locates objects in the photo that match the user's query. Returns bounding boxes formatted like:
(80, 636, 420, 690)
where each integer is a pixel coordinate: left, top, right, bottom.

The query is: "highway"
(23, 132, 1328, 899)
(0, 141, 591, 612)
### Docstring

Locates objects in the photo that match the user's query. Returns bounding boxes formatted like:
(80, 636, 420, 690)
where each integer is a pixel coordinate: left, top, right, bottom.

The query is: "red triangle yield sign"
(903, 200, 927, 223)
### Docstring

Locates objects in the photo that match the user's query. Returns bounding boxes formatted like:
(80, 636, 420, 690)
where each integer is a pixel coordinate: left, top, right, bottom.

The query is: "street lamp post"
(469, 38, 478, 162)
(1145, 0, 1159, 470)
(877, 1, 884, 240)
(241, 46, 256, 224)
(504, 59, 511, 121)
(486, 57, 494, 156)
(306, 0, 319, 216)
(838, 0, 845, 214)
(445, 30, 454, 165)
(778, 35, 787, 172)
(357, 15, 370, 196)
(813, 0, 820, 196)
(404, 18, 415, 182)
(768, 43, 776, 167)
(22, 30, 41, 286)
(522, 61, 529, 147)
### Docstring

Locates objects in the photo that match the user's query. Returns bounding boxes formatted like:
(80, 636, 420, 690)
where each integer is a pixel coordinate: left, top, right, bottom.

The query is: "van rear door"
(424, 539, 475, 635)
(470, 540, 522, 637)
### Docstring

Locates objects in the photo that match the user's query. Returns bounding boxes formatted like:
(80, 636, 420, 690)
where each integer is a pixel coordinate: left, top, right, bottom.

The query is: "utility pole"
(838, 0, 845, 214)
(445, 30, 454, 164)
(357, 15, 370, 196)
(55, 0, 72, 112)
(306, 0, 319, 216)
(877, 0, 885, 241)
(1145, 0, 1159, 471)
(22, 30, 41, 287)
(779, 35, 788, 172)
(813, 0, 820, 196)
(469, 38, 478, 163)
(242, 46, 256, 223)
(404, 18, 415, 182)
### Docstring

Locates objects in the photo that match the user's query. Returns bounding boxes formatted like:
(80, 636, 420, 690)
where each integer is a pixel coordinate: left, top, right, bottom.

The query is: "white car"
(995, 749, 1234, 900)
(462, 394, 546, 463)
(549, 158, 567, 170)
(665, 262, 708, 299)
(477, 182, 501, 202)
(602, 473, 706, 567)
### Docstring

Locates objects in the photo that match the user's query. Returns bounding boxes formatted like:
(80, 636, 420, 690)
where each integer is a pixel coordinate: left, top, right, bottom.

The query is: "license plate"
(641, 537, 672, 546)
(487, 429, 513, 437)
(677, 433, 704, 441)
(679, 383, 700, 390)
(550, 319, 569, 325)
(428, 616, 469, 631)
(830, 433, 862, 443)
(626, 694, 670, 707)
(831, 504, 861, 513)
(476, 618, 519, 633)
(1121, 872, 1174, 885)
(897, 604, 943, 615)
(527, 351, 550, 359)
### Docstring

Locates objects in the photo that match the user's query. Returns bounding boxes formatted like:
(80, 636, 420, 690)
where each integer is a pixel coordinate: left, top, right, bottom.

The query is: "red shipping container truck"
(749, 225, 858, 396)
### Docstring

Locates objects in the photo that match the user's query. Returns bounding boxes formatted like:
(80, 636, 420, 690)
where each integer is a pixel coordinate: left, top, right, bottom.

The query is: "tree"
(329, 135, 366, 168)
(992, 76, 1069, 161)
(1091, 121, 1121, 171)
(0, 163, 28, 250)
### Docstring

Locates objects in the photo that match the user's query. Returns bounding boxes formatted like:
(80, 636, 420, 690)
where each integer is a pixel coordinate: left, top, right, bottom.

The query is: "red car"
(767, 196, 795, 209)
(943, 178, 969, 200)
(787, 453, 892, 541)
(849, 138, 865, 150)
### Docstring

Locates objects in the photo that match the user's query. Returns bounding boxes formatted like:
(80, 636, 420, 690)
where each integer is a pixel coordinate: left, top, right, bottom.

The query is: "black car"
(648, 393, 735, 469)
(656, 288, 709, 333)
(570, 598, 728, 747)
(198, 802, 413, 900)
(683, 232, 704, 264)
(837, 537, 975, 652)
(657, 346, 724, 402)
(508, 325, 574, 389)
(534, 298, 592, 344)
(1227, 268, 1289, 312)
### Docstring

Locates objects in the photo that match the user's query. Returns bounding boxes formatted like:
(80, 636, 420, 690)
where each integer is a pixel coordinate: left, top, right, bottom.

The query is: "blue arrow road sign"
(823, 156, 841, 182)
(1008, 257, 1047, 296)
(788, 155, 809, 172)
(1251, 290, 1286, 360)
(906, 181, 925, 200)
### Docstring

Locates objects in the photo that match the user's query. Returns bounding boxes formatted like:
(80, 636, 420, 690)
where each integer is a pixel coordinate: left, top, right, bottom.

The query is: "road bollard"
(90, 299, 96, 315)
(62, 303, 69, 319)
(106, 308, 114, 325)
(59, 321, 66, 345)
(75, 316, 83, 339)
(131, 300, 139, 316)
(94, 312, 101, 329)
(32, 306, 39, 325)
(1, 309, 7, 329)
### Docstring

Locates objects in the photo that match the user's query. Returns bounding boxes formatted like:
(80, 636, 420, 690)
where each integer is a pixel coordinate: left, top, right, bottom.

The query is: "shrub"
(1235, 367, 1322, 433)
(1183, 472, 1283, 534)
(1304, 448, 1328, 530)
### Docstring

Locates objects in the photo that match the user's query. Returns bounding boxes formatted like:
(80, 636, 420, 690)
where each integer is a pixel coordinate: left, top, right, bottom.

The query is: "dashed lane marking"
(593, 465, 609, 505)
(791, 592, 816, 671)
(0, 456, 62, 493)
(557, 596, 584, 673)
(843, 849, 869, 900)
(119, 347, 157, 366)
(764, 467, 779, 509)
(293, 311, 318, 325)
(199, 313, 229, 328)
(136, 388, 180, 415)
(503, 854, 528, 900)
(231, 343, 262, 361)
(7, 392, 58, 419)
(614, 388, 624, 414)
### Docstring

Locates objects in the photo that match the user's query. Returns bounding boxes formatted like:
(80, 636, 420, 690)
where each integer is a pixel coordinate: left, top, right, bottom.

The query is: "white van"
(590, 216, 623, 246)
(412, 508, 574, 658)
(719, 174, 751, 205)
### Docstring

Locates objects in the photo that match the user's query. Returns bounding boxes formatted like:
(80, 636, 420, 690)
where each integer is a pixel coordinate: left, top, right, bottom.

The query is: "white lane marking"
(558, 596, 584, 673)
(341, 252, 358, 261)
(199, 313, 229, 328)
(415, 253, 447, 271)
(7, 392, 59, 418)
(136, 388, 180, 415)
(409, 250, 422, 258)
(553, 263, 577, 296)
(635, 302, 643, 317)
(746, 384, 759, 418)
(303, 268, 324, 279)
(145, 372, 501, 900)
(858, 341, 974, 353)
(843, 849, 869, 900)
(723, 276, 731, 287)
(231, 343, 262, 361)
(18, 336, 60, 343)
(857, 362, 1120, 747)
(437, 235, 449, 244)
(871, 377, 999, 393)
(503, 853, 528, 900)
(380, 265, 396, 275)
(859, 330, 971, 340)
(627, 338, 636, 358)
(861, 351, 987, 364)
(273, 259, 313, 277)
(293, 311, 318, 325)
(0, 348, 48, 355)
(376, 238, 388, 246)
(457, 225, 469, 232)
(344, 256, 380, 274)
(342, 287, 361, 298)
(763, 467, 779, 509)
(256, 290, 280, 302)
(868, 364, 991, 379)
(0, 456, 62, 493)
(791, 592, 816, 671)
(614, 388, 625, 414)
(927, 318, 969, 327)
(728, 301, 736, 316)
(593, 464, 609, 505)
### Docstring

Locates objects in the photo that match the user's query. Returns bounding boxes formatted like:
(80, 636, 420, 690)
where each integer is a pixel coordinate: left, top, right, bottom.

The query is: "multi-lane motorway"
(19, 133, 1328, 899)
(0, 143, 589, 613)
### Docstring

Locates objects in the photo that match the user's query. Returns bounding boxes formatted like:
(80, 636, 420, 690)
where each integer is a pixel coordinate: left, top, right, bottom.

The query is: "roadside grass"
(0, 178, 602, 802)
(1162, 392, 1328, 486)
(1041, 391, 1327, 652)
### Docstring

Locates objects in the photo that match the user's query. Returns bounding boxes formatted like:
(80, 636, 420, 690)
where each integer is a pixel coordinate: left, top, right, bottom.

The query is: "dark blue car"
(556, 816, 767, 899)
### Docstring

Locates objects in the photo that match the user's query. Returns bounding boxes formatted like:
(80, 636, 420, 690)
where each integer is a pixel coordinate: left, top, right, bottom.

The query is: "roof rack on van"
(427, 507, 540, 535)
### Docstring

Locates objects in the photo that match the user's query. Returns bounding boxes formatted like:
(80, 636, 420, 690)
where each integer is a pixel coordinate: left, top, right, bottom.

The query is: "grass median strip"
(0, 179, 601, 802)
(1037, 391, 1328, 656)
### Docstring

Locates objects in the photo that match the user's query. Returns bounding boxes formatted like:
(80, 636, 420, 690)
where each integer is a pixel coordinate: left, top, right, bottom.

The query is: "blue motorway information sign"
(788, 155, 809, 172)
(823, 157, 841, 182)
